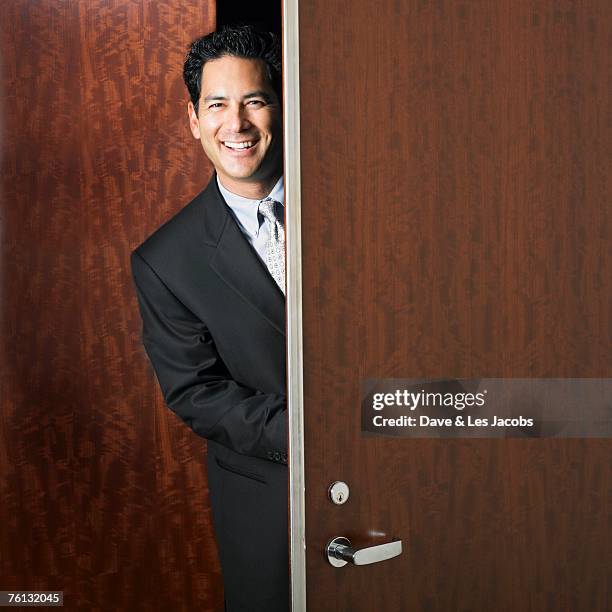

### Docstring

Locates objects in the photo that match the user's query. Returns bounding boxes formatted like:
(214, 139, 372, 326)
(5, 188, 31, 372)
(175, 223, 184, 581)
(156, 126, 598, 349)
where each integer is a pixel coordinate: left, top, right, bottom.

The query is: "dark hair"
(183, 24, 282, 115)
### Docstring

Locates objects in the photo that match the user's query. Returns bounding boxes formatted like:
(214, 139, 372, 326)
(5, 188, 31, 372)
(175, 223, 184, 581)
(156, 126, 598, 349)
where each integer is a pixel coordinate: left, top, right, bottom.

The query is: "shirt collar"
(216, 174, 284, 238)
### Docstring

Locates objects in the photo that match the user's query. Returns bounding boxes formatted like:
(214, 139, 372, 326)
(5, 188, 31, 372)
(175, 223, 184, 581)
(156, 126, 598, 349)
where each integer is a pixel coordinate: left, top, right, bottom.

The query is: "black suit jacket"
(131, 174, 289, 612)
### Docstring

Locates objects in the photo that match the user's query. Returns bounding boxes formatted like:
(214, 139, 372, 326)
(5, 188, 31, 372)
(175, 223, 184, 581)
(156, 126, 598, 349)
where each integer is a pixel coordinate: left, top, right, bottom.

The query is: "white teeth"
(224, 141, 255, 149)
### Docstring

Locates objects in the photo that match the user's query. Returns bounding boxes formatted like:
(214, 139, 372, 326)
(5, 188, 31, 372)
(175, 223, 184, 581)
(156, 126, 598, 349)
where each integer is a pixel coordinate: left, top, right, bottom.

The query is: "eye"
(208, 102, 224, 109)
(247, 100, 265, 107)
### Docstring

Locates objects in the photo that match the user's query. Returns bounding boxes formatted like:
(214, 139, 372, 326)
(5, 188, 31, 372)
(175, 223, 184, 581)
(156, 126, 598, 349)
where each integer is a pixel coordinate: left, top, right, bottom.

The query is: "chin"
(223, 169, 258, 182)
(224, 163, 263, 180)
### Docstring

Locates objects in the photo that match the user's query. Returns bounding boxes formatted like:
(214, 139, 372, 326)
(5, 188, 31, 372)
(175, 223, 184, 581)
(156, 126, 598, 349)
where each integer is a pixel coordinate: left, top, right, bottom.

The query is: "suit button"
(266, 450, 273, 459)
(273, 451, 281, 461)
(281, 452, 288, 463)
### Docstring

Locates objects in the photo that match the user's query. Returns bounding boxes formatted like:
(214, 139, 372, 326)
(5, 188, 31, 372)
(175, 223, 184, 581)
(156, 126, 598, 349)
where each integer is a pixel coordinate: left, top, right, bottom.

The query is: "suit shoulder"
(132, 178, 226, 265)
(133, 189, 204, 259)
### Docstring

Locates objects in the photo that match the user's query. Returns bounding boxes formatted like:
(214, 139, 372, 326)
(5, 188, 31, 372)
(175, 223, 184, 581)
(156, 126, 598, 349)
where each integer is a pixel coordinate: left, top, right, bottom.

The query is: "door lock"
(328, 481, 350, 505)
(326, 536, 402, 567)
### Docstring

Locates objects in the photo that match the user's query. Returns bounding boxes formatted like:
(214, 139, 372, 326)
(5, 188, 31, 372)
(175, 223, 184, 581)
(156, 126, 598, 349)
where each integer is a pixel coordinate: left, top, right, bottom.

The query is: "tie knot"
(258, 198, 283, 225)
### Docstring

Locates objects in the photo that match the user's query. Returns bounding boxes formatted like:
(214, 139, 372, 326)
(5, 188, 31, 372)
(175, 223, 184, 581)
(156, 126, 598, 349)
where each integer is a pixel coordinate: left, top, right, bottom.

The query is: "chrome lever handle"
(326, 536, 402, 567)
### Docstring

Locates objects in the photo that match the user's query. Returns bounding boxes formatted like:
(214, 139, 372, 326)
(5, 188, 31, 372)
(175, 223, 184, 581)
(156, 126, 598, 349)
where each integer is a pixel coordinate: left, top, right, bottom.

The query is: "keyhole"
(328, 481, 350, 505)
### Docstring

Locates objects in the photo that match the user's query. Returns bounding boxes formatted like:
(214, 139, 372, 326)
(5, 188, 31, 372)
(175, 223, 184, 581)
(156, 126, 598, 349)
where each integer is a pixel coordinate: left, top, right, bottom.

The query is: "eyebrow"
(243, 90, 273, 101)
(202, 90, 273, 104)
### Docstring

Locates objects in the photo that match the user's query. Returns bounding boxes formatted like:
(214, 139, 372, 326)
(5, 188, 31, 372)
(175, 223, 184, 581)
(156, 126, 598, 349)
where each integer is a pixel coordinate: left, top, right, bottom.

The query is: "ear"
(187, 101, 201, 139)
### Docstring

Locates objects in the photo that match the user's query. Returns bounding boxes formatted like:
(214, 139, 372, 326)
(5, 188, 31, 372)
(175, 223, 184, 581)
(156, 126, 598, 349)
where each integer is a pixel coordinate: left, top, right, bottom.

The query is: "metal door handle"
(326, 536, 402, 567)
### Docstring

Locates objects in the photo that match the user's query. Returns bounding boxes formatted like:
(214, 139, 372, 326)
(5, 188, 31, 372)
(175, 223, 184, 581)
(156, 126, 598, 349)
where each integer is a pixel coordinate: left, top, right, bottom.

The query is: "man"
(130, 25, 288, 612)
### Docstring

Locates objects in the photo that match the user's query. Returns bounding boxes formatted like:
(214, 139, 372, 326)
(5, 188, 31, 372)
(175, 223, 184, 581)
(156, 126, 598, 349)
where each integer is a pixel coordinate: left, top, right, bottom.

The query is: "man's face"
(188, 56, 282, 193)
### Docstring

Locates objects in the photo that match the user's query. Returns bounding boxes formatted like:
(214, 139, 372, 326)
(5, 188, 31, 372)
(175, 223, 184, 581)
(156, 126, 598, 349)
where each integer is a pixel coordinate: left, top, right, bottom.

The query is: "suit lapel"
(204, 177, 286, 336)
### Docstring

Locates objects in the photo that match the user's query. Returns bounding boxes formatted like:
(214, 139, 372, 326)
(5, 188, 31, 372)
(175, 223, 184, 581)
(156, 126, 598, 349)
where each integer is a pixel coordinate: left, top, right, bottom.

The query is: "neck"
(217, 172, 281, 200)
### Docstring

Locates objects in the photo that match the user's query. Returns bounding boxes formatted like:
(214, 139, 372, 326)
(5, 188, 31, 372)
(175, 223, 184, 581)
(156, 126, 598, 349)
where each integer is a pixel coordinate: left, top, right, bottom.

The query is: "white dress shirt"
(216, 174, 285, 266)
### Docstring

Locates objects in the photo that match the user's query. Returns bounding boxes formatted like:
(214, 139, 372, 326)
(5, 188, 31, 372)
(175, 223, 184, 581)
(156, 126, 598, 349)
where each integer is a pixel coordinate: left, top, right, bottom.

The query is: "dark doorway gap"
(216, 0, 281, 37)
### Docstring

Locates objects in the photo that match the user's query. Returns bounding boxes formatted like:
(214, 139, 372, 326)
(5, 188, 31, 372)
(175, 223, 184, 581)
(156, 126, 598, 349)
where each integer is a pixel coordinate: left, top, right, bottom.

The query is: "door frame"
(283, 0, 307, 610)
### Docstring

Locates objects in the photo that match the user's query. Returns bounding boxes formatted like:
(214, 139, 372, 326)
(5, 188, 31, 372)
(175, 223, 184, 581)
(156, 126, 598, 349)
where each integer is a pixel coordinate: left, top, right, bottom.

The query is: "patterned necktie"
(258, 198, 285, 294)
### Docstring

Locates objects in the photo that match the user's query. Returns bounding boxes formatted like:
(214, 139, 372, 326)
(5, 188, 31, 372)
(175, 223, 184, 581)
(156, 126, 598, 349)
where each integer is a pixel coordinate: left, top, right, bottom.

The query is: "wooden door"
(0, 2, 223, 610)
(286, 1, 610, 610)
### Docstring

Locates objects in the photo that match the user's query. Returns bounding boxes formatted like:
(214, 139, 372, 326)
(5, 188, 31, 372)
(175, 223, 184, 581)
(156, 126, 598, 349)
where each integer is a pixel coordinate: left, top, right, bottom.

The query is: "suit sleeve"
(130, 249, 287, 464)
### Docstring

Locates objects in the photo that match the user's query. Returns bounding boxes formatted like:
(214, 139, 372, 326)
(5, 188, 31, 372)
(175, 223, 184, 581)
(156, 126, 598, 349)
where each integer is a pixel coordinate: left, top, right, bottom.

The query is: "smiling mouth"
(223, 140, 258, 150)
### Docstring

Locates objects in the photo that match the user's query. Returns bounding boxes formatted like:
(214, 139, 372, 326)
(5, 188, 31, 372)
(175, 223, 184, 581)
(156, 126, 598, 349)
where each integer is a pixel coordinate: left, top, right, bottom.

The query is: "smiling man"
(189, 54, 283, 198)
(131, 26, 288, 612)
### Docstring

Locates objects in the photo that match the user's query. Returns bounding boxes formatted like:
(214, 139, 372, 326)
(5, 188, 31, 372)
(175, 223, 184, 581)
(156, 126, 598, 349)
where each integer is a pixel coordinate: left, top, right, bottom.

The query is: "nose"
(224, 103, 251, 133)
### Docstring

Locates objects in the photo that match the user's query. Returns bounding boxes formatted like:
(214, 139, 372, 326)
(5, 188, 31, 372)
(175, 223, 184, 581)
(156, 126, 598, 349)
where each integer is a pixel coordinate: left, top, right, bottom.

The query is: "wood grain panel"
(299, 1, 610, 610)
(0, 2, 222, 610)
(0, 1, 81, 589)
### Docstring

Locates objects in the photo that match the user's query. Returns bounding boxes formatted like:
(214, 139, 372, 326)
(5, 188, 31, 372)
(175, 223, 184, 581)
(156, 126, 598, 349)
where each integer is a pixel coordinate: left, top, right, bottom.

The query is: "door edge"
(283, 0, 307, 610)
